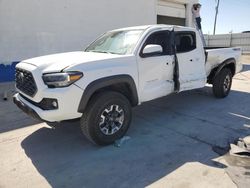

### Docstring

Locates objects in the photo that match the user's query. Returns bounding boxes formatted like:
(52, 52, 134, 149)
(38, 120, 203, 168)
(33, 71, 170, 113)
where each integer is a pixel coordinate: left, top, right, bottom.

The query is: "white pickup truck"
(13, 25, 242, 145)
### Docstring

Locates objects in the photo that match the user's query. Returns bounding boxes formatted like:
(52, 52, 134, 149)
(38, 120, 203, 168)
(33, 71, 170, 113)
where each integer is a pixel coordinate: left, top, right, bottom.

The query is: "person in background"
(192, 3, 202, 30)
(192, 3, 206, 46)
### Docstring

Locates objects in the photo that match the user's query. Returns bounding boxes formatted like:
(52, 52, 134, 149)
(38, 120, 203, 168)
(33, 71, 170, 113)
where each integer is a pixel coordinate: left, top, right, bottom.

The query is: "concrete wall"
(0, 0, 156, 82)
(204, 33, 250, 54)
(0, 0, 156, 63)
(0, 0, 197, 82)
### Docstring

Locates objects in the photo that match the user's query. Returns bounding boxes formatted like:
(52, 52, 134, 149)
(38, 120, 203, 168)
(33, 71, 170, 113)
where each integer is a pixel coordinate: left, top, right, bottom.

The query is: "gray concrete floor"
(0, 56, 250, 188)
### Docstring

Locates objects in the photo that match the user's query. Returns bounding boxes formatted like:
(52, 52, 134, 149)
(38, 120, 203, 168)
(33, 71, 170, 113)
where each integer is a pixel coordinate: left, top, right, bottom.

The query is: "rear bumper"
(13, 93, 44, 122)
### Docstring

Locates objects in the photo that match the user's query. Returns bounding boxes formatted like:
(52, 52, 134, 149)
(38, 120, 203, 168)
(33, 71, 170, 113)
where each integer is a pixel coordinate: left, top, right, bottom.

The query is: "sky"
(199, 0, 250, 34)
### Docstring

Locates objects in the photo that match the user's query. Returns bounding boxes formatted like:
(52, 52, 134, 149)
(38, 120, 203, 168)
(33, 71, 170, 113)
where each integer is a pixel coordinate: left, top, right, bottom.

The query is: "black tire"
(80, 91, 132, 145)
(212, 68, 232, 98)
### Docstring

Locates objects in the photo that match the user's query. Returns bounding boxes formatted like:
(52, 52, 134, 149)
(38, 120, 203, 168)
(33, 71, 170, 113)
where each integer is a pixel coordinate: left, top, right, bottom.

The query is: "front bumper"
(14, 62, 85, 122)
(13, 93, 44, 121)
(13, 86, 83, 122)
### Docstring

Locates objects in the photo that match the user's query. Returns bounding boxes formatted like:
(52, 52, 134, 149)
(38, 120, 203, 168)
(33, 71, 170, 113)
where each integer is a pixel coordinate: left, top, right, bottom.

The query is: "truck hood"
(22, 51, 123, 73)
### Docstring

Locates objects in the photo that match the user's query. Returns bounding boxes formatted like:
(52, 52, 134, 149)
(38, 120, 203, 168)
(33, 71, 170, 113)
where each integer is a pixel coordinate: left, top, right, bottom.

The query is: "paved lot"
(0, 56, 250, 188)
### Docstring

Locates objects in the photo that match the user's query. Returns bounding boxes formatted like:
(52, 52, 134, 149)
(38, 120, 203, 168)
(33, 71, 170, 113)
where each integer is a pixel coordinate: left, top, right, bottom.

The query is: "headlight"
(42, 72, 83, 88)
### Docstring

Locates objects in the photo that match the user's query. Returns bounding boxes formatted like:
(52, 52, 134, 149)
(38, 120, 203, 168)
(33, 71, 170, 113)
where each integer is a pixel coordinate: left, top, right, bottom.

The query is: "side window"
(175, 32, 196, 53)
(140, 31, 171, 57)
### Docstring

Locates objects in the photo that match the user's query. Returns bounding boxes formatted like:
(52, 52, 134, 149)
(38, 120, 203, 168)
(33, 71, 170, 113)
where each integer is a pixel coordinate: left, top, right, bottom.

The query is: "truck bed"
(205, 47, 242, 76)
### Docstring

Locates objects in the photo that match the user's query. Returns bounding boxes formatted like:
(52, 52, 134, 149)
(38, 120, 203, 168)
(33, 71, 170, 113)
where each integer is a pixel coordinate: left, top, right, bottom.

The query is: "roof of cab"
(111, 24, 195, 32)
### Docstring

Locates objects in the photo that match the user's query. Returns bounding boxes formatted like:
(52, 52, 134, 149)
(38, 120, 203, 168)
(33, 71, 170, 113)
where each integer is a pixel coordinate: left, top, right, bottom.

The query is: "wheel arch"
(207, 58, 236, 84)
(77, 75, 138, 113)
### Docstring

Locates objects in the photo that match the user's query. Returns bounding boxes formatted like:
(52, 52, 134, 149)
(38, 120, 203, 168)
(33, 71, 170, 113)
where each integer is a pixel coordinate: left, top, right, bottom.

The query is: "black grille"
(15, 68, 37, 97)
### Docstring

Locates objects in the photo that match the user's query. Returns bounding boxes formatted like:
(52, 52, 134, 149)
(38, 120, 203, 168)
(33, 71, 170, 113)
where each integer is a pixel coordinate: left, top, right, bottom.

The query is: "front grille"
(15, 68, 37, 97)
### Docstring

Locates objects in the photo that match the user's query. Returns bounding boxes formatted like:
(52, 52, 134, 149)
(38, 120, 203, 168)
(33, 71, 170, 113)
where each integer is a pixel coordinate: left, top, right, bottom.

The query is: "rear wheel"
(80, 91, 132, 145)
(212, 68, 232, 98)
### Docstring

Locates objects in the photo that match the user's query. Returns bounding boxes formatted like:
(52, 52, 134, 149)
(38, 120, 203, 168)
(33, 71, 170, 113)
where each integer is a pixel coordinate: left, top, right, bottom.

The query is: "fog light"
(52, 101, 58, 108)
(39, 98, 59, 110)
(18, 94, 58, 111)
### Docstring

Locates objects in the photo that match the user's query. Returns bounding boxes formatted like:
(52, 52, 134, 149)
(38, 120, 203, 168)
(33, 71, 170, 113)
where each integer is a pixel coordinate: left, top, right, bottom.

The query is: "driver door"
(137, 30, 175, 102)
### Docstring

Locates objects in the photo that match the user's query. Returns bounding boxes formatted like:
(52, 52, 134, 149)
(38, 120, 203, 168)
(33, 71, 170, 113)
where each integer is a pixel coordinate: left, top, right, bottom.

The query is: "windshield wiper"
(87, 50, 118, 55)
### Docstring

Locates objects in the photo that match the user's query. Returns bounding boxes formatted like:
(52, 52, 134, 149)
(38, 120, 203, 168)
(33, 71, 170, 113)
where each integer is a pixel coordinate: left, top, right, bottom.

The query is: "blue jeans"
(196, 17, 202, 30)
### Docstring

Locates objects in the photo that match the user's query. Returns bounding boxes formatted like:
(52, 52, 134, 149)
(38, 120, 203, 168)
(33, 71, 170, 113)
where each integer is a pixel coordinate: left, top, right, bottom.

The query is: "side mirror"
(142, 44, 163, 57)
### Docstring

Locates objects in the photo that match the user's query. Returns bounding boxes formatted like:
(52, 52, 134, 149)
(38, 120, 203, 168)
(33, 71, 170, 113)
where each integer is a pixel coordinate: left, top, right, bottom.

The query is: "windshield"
(85, 29, 144, 55)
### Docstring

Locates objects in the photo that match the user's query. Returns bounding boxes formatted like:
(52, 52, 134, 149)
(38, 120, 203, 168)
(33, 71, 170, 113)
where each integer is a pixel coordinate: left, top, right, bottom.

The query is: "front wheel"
(80, 91, 132, 145)
(212, 68, 232, 98)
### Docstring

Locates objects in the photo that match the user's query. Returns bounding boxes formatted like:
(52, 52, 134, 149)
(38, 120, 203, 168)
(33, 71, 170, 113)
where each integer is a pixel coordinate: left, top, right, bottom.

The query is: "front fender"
(77, 75, 138, 113)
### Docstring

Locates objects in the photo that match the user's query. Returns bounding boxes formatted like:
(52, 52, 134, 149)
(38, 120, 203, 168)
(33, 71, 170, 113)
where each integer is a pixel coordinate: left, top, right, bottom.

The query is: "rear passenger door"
(175, 31, 206, 91)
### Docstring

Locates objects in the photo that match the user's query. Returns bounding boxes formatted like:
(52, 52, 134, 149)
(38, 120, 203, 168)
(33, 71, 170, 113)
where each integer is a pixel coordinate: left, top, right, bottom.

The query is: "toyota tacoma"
(13, 25, 242, 145)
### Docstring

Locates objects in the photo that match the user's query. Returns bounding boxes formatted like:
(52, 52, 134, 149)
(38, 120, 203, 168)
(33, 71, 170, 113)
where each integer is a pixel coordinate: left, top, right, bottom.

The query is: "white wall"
(204, 33, 250, 54)
(0, 0, 156, 62)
